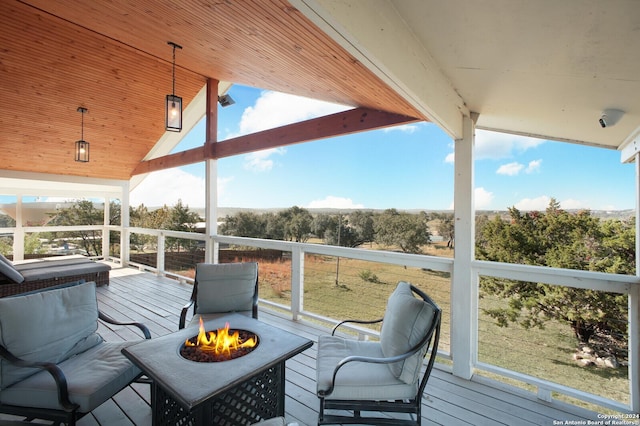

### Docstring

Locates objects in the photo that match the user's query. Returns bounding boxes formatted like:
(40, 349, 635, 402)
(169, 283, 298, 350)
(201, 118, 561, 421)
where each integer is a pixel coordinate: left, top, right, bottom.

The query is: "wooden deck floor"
(3, 264, 606, 425)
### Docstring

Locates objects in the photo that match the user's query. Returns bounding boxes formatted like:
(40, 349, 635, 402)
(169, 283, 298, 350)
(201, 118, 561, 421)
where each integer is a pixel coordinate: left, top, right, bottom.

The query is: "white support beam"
(120, 181, 130, 267)
(451, 114, 476, 380)
(102, 198, 110, 260)
(619, 125, 640, 164)
(292, 0, 468, 139)
(631, 155, 640, 411)
(205, 158, 218, 264)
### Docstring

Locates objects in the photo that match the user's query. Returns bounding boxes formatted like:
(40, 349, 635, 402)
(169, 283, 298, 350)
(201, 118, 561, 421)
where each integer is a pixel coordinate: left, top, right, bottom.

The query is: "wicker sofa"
(0, 254, 110, 297)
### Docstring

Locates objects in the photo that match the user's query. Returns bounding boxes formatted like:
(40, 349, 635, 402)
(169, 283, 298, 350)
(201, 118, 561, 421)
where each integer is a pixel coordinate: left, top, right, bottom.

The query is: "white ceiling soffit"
(0, 171, 125, 199)
(297, 0, 640, 151)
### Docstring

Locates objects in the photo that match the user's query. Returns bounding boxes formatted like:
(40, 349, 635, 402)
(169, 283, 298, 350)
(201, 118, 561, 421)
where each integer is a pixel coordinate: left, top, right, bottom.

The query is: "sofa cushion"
(16, 262, 110, 282)
(380, 282, 437, 384)
(0, 281, 103, 389)
(0, 255, 24, 284)
(195, 263, 257, 314)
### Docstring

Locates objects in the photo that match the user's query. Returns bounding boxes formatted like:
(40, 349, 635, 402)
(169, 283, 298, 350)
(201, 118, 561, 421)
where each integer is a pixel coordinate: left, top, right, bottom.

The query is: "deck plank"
(0, 263, 606, 426)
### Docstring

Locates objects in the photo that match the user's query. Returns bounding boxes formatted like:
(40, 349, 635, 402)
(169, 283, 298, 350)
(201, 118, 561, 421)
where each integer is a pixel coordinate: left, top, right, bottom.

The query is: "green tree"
(374, 209, 431, 253)
(323, 211, 376, 248)
(219, 211, 267, 238)
(165, 200, 201, 252)
(48, 200, 104, 256)
(436, 213, 455, 248)
(0, 214, 16, 227)
(278, 206, 313, 242)
(477, 200, 631, 344)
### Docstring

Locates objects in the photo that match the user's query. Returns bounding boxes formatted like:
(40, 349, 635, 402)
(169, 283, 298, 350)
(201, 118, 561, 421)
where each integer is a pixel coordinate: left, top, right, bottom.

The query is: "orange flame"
(184, 317, 257, 356)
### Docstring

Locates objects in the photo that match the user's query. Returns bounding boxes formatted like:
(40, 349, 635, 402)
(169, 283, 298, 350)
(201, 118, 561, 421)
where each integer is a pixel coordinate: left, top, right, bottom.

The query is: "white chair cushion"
(380, 281, 437, 384)
(316, 335, 417, 400)
(0, 281, 102, 388)
(0, 341, 140, 412)
(195, 263, 257, 314)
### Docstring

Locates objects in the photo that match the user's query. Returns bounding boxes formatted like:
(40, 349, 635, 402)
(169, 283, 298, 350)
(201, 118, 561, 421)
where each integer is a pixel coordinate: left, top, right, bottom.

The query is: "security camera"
(599, 114, 607, 128)
(598, 109, 624, 128)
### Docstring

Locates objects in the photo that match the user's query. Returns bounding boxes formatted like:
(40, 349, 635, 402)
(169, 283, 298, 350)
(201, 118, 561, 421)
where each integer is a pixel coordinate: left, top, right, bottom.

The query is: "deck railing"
(4, 225, 639, 414)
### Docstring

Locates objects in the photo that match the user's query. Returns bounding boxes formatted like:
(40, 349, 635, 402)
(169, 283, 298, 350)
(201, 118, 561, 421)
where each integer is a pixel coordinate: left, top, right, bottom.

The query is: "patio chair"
(0, 280, 151, 426)
(179, 262, 259, 329)
(316, 281, 441, 426)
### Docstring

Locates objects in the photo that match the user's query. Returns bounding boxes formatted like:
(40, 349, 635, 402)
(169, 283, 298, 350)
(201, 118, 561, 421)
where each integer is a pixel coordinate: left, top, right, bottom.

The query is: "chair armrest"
(0, 344, 78, 412)
(179, 300, 195, 329)
(331, 318, 383, 336)
(98, 311, 151, 339)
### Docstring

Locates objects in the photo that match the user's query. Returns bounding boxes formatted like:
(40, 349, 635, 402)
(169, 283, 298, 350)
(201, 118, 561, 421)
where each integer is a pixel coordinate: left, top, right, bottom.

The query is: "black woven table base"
(153, 363, 284, 426)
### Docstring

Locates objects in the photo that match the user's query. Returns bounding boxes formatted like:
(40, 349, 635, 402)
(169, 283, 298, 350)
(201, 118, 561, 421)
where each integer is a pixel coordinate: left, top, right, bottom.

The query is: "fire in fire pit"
(180, 318, 259, 363)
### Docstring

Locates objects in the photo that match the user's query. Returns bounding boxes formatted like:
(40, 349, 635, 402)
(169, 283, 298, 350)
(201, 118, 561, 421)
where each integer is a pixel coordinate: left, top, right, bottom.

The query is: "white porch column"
(451, 114, 477, 380)
(631, 155, 640, 412)
(13, 195, 24, 261)
(121, 181, 130, 266)
(102, 197, 110, 260)
(205, 158, 218, 264)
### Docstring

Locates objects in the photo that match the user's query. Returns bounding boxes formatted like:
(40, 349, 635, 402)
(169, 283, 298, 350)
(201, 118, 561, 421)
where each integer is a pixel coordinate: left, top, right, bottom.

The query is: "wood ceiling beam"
(214, 107, 420, 159)
(132, 107, 420, 176)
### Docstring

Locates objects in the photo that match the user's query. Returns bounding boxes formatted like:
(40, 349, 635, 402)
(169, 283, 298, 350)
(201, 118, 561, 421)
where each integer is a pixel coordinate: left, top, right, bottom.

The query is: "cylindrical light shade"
(75, 140, 89, 162)
(165, 94, 182, 132)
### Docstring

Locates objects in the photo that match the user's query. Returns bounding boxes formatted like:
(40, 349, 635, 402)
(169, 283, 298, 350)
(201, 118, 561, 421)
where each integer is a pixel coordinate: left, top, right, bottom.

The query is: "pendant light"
(166, 41, 183, 132)
(75, 107, 89, 162)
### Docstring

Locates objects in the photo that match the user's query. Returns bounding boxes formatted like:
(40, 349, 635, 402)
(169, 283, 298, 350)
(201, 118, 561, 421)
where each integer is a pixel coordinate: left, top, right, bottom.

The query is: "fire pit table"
(122, 313, 313, 426)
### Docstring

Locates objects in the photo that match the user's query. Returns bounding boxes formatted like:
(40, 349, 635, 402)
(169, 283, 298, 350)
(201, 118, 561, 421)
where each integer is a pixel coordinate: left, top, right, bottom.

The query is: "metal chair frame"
(0, 312, 150, 426)
(317, 285, 441, 426)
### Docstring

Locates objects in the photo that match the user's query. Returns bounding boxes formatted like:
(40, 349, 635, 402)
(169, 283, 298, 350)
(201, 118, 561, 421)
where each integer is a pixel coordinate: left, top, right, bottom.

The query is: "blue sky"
(127, 84, 636, 212)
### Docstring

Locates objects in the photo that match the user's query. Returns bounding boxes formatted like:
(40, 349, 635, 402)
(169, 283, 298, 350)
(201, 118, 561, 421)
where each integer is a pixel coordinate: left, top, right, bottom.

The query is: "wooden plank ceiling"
(0, 0, 424, 181)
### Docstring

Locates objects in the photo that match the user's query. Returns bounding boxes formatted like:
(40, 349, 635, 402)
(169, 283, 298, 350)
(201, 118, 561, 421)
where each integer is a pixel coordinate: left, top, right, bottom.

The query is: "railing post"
(291, 245, 304, 320)
(102, 198, 110, 260)
(13, 195, 24, 261)
(629, 286, 639, 412)
(157, 233, 166, 277)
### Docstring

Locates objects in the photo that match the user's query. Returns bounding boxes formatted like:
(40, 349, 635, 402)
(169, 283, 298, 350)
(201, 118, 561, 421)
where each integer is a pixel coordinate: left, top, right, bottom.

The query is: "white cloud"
(475, 130, 545, 160)
(559, 198, 587, 209)
(514, 195, 550, 210)
(131, 169, 230, 208)
(382, 123, 421, 134)
(474, 187, 494, 209)
(243, 148, 286, 172)
(230, 91, 349, 173)
(444, 151, 455, 164)
(526, 159, 542, 173)
(514, 196, 593, 211)
(234, 91, 350, 137)
(307, 196, 364, 209)
(496, 162, 524, 176)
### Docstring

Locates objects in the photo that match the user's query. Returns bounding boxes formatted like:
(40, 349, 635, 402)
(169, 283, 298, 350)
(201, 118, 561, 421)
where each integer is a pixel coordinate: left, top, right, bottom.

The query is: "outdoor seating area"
(0, 263, 607, 425)
(0, 255, 111, 297)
